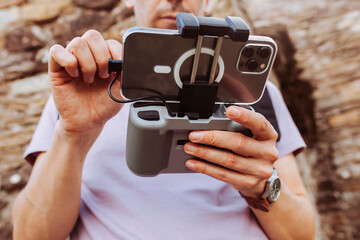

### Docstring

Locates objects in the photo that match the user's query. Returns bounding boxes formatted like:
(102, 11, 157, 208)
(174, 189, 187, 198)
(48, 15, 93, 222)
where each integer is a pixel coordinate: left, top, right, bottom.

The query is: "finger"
(188, 130, 267, 158)
(185, 159, 264, 194)
(49, 44, 79, 78)
(226, 106, 278, 141)
(106, 39, 123, 60)
(184, 142, 274, 178)
(82, 30, 110, 79)
(66, 37, 97, 83)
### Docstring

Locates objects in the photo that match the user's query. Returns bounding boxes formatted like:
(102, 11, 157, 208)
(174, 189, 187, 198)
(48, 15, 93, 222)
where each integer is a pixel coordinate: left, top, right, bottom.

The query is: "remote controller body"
(126, 104, 252, 176)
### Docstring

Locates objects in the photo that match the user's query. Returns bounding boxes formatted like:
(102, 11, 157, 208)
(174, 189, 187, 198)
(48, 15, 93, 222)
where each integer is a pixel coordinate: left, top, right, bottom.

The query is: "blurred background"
(0, 0, 359, 239)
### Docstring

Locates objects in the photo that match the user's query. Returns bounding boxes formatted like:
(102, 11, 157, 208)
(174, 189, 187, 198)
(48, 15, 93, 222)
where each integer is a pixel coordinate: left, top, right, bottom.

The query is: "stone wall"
(0, 0, 359, 239)
(245, 0, 360, 239)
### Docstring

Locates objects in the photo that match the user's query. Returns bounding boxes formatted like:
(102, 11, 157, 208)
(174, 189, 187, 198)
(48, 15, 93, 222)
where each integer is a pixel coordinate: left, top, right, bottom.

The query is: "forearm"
(253, 182, 316, 240)
(12, 122, 102, 240)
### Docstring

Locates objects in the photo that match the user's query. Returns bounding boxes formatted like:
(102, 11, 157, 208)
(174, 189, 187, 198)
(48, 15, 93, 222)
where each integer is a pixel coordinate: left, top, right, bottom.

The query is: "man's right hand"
(49, 30, 123, 137)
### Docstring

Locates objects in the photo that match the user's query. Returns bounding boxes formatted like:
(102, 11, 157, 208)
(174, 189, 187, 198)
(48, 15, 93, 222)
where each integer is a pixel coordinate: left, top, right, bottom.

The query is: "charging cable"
(107, 59, 175, 117)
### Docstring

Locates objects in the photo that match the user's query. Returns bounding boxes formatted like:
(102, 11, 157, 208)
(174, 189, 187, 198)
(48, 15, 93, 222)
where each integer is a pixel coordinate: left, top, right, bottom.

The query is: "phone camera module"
(258, 47, 271, 59)
(243, 47, 255, 58)
(246, 59, 259, 71)
(237, 44, 272, 73)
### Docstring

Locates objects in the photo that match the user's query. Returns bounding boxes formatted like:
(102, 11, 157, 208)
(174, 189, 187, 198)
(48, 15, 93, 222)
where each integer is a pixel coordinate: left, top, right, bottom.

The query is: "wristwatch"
(240, 168, 281, 212)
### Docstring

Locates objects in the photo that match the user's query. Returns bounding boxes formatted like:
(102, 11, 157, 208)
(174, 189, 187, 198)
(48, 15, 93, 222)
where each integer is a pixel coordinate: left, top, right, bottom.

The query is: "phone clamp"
(176, 13, 250, 119)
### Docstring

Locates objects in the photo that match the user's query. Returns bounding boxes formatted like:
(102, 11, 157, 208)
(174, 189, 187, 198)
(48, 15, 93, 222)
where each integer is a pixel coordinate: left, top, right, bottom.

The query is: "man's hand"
(184, 105, 279, 198)
(48, 30, 123, 136)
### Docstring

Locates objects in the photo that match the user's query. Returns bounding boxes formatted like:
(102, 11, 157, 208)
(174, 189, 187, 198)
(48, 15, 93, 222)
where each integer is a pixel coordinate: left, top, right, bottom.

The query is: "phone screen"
(121, 28, 277, 105)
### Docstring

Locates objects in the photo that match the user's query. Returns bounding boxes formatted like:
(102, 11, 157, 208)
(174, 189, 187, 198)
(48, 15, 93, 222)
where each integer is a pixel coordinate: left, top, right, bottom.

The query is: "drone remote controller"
(108, 13, 277, 176)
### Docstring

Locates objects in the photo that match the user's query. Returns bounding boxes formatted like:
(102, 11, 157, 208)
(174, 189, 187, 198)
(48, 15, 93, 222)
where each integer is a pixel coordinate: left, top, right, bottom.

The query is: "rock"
(328, 109, 360, 127)
(0, 51, 47, 83)
(19, 0, 72, 23)
(339, 80, 360, 105)
(336, 11, 360, 31)
(73, 0, 118, 10)
(0, 8, 20, 29)
(256, 24, 317, 145)
(9, 73, 50, 96)
(0, 222, 12, 240)
(0, 36, 5, 50)
(255, 24, 297, 81)
(51, 10, 115, 45)
(118, 6, 134, 20)
(246, 1, 360, 239)
(0, 0, 25, 9)
(103, 17, 136, 41)
(5, 26, 45, 52)
(0, 167, 30, 193)
(9, 173, 21, 184)
(0, 199, 8, 211)
(35, 47, 50, 64)
(110, 1, 132, 20)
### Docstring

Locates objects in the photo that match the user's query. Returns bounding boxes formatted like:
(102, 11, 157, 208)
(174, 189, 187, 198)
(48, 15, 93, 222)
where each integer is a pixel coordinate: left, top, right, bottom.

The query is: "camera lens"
(246, 59, 259, 71)
(258, 47, 271, 58)
(243, 47, 254, 58)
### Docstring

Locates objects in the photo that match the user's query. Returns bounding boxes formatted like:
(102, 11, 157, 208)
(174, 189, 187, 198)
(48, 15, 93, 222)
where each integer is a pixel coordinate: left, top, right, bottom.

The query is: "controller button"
(138, 111, 160, 121)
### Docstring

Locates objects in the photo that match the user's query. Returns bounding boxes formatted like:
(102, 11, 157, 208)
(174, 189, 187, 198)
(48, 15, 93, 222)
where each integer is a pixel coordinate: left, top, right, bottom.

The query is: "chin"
(155, 20, 178, 30)
(164, 24, 178, 30)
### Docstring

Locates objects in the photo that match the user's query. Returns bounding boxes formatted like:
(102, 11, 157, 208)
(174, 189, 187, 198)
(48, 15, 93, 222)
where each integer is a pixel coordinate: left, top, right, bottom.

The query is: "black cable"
(107, 72, 175, 117)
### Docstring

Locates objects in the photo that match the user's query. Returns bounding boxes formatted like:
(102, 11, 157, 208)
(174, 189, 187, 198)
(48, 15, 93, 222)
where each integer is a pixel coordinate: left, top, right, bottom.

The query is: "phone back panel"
(121, 28, 277, 105)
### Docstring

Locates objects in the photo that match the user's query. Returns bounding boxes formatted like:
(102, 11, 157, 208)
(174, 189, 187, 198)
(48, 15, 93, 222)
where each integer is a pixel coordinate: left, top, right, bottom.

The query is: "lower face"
(132, 0, 208, 29)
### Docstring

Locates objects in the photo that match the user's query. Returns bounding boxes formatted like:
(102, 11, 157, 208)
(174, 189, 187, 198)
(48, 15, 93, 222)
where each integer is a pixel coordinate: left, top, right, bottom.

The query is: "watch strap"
(239, 192, 270, 212)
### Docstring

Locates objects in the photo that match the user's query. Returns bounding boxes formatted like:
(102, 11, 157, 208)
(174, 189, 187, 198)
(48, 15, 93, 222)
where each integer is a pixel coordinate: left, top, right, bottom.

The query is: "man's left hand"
(184, 105, 279, 199)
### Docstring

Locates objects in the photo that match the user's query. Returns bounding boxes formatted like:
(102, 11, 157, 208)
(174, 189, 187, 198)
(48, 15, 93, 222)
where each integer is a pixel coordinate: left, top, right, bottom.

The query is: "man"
(12, 0, 316, 239)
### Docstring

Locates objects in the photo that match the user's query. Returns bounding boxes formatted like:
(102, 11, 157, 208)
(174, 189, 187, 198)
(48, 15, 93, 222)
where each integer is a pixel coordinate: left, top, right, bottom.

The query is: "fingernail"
(186, 161, 196, 170)
(189, 132, 202, 142)
(184, 143, 196, 154)
(100, 72, 109, 79)
(227, 107, 241, 118)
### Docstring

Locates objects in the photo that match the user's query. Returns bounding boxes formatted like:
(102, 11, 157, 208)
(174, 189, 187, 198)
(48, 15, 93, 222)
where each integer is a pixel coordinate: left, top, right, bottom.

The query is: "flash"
(260, 63, 266, 69)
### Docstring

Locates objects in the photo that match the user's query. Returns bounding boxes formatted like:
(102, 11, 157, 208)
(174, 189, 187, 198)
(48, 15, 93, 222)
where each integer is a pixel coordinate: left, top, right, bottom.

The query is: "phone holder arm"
(176, 13, 250, 41)
(175, 13, 250, 119)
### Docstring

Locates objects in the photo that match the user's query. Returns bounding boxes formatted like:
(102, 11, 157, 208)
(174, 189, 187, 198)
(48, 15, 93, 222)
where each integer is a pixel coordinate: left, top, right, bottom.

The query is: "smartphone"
(121, 27, 277, 105)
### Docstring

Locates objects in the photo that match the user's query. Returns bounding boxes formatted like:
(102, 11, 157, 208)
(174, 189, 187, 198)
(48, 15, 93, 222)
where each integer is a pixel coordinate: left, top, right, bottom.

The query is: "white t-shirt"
(24, 82, 305, 240)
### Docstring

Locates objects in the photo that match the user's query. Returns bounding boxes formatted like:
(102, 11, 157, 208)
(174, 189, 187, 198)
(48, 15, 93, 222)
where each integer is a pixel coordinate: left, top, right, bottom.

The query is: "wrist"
(239, 169, 281, 212)
(55, 120, 103, 156)
(236, 178, 268, 199)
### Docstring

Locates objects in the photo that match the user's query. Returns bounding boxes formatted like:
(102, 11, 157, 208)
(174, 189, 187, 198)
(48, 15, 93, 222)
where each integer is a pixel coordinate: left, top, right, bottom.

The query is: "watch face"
(269, 177, 281, 202)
